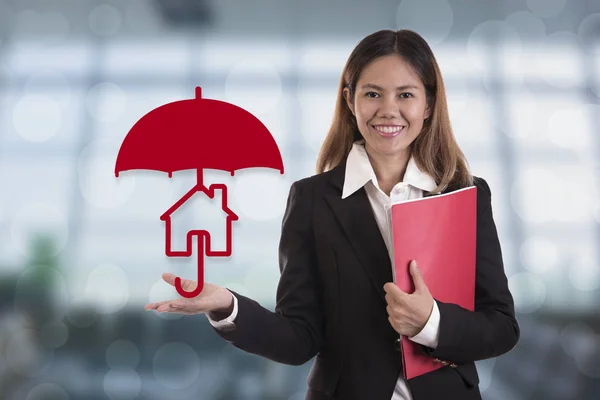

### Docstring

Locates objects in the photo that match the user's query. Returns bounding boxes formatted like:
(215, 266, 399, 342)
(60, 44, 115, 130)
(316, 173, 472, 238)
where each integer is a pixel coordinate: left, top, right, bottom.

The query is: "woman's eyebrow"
(361, 83, 418, 91)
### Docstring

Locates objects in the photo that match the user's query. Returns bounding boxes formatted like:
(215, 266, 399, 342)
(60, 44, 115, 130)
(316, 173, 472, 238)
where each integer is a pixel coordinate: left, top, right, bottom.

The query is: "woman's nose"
(378, 98, 401, 118)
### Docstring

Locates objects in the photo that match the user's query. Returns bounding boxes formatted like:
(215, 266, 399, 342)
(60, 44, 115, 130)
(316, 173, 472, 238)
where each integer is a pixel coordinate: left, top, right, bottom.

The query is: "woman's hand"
(384, 260, 434, 337)
(144, 273, 234, 317)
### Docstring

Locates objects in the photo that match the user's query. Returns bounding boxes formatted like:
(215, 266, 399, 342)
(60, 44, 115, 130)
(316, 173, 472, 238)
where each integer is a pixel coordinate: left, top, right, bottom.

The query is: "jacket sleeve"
(420, 177, 520, 364)
(210, 180, 325, 366)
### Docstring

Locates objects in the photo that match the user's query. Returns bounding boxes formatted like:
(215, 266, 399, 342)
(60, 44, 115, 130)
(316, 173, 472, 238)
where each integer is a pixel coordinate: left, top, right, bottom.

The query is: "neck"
(365, 144, 411, 195)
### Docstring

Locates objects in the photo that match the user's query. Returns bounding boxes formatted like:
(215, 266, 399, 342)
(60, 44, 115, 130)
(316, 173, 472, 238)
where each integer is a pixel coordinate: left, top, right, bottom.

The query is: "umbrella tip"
(195, 86, 202, 99)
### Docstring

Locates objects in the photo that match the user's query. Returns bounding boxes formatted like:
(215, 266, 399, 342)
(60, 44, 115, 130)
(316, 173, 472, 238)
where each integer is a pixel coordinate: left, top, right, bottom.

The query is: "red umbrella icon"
(114, 87, 284, 298)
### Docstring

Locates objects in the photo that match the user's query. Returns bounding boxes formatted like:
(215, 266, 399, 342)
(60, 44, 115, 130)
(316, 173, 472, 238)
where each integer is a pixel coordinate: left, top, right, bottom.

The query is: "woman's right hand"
(144, 273, 234, 318)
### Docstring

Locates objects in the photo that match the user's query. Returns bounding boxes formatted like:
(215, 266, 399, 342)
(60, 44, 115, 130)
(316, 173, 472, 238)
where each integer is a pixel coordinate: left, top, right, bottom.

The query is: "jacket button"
(394, 338, 401, 351)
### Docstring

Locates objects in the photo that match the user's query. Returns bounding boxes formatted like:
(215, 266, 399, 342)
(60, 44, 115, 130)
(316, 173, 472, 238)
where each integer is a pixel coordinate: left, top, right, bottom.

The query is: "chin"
(367, 137, 412, 156)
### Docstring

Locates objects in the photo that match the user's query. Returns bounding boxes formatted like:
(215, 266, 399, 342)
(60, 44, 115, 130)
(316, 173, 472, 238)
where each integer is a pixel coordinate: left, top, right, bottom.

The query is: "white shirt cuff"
(207, 292, 238, 330)
(408, 300, 440, 348)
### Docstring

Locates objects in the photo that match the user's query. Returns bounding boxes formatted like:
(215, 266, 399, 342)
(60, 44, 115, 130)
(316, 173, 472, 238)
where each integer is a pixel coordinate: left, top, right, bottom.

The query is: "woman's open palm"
(144, 273, 233, 315)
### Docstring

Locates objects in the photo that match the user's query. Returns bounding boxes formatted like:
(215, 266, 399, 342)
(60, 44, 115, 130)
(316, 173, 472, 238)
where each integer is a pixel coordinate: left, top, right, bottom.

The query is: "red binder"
(387, 186, 477, 380)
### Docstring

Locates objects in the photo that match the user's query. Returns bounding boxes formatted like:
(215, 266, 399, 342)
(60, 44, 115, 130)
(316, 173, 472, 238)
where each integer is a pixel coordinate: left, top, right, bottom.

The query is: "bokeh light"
(520, 236, 558, 274)
(468, 20, 521, 89)
(5, 328, 53, 377)
(547, 104, 592, 151)
(560, 322, 599, 378)
(12, 94, 62, 142)
(536, 32, 583, 89)
(25, 383, 69, 400)
(10, 202, 68, 257)
(106, 339, 141, 369)
(82, 264, 130, 314)
(451, 93, 494, 148)
(225, 59, 282, 116)
(14, 265, 70, 323)
(24, 69, 71, 104)
(526, 0, 567, 18)
(505, 11, 546, 42)
(569, 253, 600, 292)
(298, 41, 353, 74)
(508, 271, 547, 313)
(65, 295, 98, 328)
(86, 82, 128, 123)
(512, 168, 556, 223)
(232, 170, 289, 221)
(504, 88, 537, 140)
(299, 91, 336, 151)
(578, 13, 600, 53)
(103, 368, 142, 400)
(561, 322, 594, 354)
(78, 139, 136, 209)
(153, 342, 200, 390)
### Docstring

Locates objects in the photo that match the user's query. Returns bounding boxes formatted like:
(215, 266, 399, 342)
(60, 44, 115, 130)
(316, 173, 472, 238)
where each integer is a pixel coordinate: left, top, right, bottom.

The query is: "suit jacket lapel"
(324, 161, 393, 305)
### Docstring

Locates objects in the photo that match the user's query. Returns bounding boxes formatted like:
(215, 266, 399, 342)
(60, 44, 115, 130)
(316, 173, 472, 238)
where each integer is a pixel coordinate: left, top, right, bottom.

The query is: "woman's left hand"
(384, 260, 434, 337)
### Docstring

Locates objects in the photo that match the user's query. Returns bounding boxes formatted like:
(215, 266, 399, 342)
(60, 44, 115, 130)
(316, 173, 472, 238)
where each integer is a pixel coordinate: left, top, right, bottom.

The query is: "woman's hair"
(316, 29, 473, 193)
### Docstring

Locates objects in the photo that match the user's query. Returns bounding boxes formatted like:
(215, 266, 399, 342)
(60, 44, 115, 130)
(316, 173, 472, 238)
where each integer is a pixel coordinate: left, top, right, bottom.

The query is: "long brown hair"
(316, 29, 472, 193)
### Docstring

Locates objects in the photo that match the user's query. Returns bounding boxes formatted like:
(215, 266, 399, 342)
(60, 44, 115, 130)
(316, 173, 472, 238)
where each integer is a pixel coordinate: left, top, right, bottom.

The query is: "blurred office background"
(0, 0, 599, 399)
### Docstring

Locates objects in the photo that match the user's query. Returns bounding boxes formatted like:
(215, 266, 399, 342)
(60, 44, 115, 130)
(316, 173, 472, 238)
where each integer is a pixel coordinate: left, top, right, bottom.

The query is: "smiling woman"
(342, 56, 431, 195)
(145, 29, 519, 400)
(318, 29, 472, 196)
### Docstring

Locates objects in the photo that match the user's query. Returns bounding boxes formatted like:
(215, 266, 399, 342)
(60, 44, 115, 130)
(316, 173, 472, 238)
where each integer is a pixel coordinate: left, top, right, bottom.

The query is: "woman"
(145, 29, 520, 400)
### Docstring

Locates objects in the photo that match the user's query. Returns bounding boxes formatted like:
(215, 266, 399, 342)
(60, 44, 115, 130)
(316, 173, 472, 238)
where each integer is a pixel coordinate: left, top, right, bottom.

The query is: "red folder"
(387, 186, 477, 380)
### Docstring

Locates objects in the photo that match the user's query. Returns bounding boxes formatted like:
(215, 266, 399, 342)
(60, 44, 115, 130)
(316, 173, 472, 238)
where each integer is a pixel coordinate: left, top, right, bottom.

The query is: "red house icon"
(159, 182, 239, 296)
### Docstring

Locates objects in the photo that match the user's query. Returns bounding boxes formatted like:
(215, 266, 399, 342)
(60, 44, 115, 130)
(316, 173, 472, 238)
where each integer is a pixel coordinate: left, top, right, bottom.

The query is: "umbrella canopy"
(114, 87, 284, 177)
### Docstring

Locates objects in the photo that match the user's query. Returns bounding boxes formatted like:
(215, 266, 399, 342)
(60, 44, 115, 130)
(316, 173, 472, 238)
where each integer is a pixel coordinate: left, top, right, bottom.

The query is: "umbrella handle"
(174, 234, 205, 298)
(175, 276, 203, 298)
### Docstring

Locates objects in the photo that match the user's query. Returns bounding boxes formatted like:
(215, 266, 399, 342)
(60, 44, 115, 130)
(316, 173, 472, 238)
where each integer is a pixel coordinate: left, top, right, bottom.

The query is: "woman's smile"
(371, 124, 406, 138)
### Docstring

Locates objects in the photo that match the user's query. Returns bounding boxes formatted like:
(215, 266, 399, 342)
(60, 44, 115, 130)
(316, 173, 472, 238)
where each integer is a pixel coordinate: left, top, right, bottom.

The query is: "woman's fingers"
(144, 300, 171, 310)
(145, 298, 208, 314)
(161, 273, 197, 292)
(156, 303, 171, 312)
(161, 273, 176, 285)
(149, 301, 185, 313)
(144, 299, 185, 311)
(146, 274, 226, 315)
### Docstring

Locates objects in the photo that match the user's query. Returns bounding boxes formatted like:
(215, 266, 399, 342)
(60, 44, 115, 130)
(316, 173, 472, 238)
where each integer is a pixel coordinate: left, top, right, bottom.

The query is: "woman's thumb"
(410, 260, 426, 290)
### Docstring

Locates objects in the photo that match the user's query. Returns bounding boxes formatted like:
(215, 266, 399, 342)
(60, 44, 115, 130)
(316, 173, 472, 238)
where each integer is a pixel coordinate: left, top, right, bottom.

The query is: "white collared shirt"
(342, 140, 441, 400)
(207, 140, 441, 399)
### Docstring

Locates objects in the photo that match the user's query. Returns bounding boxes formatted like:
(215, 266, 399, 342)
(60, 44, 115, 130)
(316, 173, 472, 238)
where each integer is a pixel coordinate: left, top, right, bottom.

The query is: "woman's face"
(344, 54, 431, 159)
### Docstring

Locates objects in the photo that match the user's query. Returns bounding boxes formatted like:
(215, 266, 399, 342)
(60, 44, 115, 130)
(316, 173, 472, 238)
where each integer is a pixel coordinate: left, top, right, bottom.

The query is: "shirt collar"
(341, 140, 437, 199)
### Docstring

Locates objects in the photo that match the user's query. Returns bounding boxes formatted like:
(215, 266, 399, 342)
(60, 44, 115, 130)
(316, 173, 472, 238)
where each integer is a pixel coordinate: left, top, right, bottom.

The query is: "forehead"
(357, 55, 422, 87)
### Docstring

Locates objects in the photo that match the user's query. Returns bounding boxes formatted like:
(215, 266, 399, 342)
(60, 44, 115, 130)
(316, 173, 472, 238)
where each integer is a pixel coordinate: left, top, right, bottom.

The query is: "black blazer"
(212, 160, 520, 400)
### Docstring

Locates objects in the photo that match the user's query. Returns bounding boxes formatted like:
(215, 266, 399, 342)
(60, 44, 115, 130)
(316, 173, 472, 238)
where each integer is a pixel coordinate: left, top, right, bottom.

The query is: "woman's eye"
(400, 93, 413, 99)
(366, 92, 379, 98)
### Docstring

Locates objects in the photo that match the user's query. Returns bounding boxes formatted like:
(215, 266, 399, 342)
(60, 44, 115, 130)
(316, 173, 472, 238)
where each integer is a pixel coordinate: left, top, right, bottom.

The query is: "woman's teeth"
(373, 125, 405, 136)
